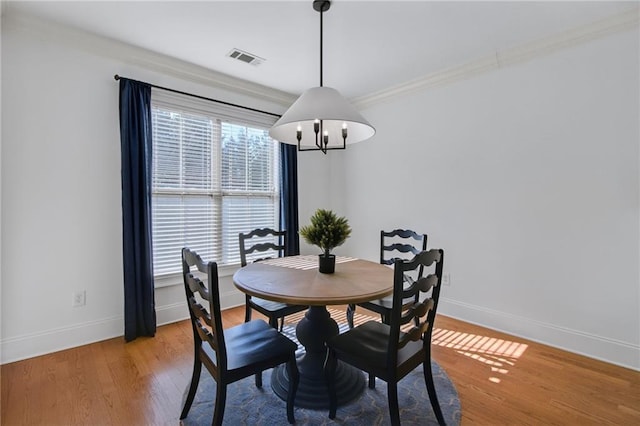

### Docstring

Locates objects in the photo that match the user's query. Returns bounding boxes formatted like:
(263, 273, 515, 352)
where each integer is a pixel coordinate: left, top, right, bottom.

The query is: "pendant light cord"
(320, 6, 324, 87)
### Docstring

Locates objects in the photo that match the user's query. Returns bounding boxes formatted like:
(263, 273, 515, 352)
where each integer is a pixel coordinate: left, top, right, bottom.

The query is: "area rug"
(180, 310, 461, 425)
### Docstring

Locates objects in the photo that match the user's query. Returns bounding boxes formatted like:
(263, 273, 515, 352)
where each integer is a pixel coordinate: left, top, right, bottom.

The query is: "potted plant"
(299, 208, 352, 274)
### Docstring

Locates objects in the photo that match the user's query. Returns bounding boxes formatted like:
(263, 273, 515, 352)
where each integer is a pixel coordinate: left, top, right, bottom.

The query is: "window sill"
(154, 263, 241, 289)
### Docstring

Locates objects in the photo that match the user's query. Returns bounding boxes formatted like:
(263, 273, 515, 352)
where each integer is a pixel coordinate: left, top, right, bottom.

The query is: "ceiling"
(3, 1, 636, 99)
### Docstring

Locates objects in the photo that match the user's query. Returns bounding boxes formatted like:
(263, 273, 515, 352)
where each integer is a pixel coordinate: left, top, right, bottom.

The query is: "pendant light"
(269, 0, 375, 154)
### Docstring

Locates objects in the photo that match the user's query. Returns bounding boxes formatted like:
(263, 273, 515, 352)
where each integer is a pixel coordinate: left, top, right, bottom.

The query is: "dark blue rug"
(180, 320, 461, 425)
(180, 361, 460, 425)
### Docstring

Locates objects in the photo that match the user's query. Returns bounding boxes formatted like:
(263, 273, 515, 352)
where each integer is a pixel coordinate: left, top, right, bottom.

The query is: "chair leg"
(268, 315, 279, 329)
(368, 372, 376, 389)
(286, 356, 299, 424)
(324, 348, 338, 419)
(424, 360, 446, 426)
(255, 371, 263, 388)
(279, 316, 285, 332)
(212, 382, 227, 426)
(180, 358, 202, 419)
(244, 295, 252, 323)
(346, 304, 356, 329)
(387, 381, 400, 426)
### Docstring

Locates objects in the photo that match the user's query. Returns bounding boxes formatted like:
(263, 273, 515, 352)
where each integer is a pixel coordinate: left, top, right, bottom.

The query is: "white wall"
(338, 28, 640, 369)
(2, 11, 638, 370)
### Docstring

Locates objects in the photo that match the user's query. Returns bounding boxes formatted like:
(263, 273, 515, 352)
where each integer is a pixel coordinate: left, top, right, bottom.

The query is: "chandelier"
(269, 0, 375, 154)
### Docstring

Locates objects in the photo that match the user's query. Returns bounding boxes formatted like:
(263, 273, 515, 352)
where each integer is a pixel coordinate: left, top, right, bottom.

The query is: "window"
(151, 90, 280, 279)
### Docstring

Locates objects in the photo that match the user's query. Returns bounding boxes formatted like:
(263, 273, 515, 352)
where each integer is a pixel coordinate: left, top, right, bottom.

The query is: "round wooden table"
(233, 255, 393, 409)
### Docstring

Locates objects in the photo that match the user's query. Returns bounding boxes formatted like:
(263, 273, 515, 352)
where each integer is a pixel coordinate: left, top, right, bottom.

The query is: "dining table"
(232, 254, 393, 409)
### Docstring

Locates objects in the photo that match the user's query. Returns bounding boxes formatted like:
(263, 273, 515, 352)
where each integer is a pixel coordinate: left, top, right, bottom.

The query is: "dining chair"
(346, 229, 427, 328)
(239, 228, 308, 330)
(180, 248, 299, 426)
(325, 249, 446, 426)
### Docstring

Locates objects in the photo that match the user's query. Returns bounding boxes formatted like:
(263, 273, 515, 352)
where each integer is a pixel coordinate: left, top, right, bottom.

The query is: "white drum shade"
(269, 87, 375, 148)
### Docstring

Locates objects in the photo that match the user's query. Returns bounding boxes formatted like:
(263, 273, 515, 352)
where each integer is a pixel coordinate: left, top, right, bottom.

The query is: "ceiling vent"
(227, 48, 264, 66)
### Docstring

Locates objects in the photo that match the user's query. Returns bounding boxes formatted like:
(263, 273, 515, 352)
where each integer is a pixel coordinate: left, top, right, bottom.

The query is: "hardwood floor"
(1, 306, 638, 425)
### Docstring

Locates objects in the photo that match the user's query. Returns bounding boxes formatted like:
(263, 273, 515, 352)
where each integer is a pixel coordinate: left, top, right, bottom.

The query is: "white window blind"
(151, 90, 280, 277)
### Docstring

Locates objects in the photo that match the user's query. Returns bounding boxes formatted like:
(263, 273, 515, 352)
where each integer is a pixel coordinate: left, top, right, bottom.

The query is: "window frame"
(150, 89, 281, 287)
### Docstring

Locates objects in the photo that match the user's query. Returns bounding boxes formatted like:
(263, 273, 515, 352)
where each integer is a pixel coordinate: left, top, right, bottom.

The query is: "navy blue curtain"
(119, 78, 156, 342)
(279, 143, 300, 256)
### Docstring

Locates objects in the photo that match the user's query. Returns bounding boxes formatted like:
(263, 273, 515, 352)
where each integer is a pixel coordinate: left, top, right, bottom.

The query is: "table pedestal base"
(272, 359, 365, 409)
(271, 306, 366, 409)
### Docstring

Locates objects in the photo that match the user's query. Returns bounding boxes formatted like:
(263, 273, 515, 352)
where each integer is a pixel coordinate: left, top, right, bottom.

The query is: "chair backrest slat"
(388, 249, 444, 366)
(401, 274, 438, 299)
(244, 242, 282, 255)
(380, 229, 428, 285)
(398, 299, 435, 348)
(239, 228, 286, 267)
(185, 273, 210, 304)
(182, 248, 227, 370)
(380, 229, 427, 264)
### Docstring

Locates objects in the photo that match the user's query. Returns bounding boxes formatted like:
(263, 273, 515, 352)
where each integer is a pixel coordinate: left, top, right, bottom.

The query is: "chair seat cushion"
(359, 294, 416, 312)
(250, 297, 307, 317)
(327, 321, 423, 372)
(205, 319, 297, 372)
(359, 297, 393, 311)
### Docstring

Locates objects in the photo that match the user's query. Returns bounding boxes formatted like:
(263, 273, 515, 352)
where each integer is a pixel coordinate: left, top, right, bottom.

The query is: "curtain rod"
(113, 74, 281, 118)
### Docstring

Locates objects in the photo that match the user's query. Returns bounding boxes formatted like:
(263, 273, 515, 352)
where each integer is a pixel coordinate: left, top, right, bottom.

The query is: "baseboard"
(438, 298, 640, 371)
(6, 293, 636, 370)
(0, 315, 124, 365)
(1, 289, 246, 365)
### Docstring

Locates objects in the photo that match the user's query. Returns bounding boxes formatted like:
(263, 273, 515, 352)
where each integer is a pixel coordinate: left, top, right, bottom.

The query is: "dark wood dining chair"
(180, 248, 299, 426)
(239, 228, 308, 330)
(325, 249, 446, 426)
(346, 229, 427, 328)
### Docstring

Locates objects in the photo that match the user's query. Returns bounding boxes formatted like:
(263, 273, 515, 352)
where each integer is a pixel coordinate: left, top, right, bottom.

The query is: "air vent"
(227, 48, 265, 66)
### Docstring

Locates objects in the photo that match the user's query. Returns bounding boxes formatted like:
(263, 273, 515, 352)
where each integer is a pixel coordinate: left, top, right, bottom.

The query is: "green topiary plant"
(300, 208, 352, 257)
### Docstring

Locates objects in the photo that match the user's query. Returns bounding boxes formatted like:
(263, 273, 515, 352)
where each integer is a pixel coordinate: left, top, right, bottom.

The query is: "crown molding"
(2, 11, 297, 108)
(353, 6, 640, 109)
(3, 6, 638, 111)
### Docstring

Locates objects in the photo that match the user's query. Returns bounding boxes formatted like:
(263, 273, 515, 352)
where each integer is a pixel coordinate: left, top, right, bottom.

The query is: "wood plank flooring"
(1, 306, 638, 425)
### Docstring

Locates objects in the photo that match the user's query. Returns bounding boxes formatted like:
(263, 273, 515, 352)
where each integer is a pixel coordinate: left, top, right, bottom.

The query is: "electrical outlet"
(442, 273, 451, 287)
(72, 290, 86, 307)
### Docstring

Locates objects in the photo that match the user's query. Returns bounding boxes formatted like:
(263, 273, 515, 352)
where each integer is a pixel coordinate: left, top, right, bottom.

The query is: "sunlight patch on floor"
(432, 328, 529, 383)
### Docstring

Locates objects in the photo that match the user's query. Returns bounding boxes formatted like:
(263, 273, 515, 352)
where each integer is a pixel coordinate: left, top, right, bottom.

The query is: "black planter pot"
(318, 254, 336, 274)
